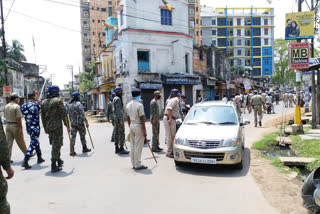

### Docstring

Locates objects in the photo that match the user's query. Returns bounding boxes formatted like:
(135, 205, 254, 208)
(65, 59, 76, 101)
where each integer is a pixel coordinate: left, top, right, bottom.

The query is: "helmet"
(48, 85, 60, 93)
(72, 92, 80, 98)
(170, 89, 180, 96)
(114, 87, 123, 93)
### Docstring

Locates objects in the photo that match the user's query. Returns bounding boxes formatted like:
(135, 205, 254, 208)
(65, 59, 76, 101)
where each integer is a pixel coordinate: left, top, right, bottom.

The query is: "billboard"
(289, 42, 310, 69)
(3, 86, 12, 97)
(285, 11, 315, 40)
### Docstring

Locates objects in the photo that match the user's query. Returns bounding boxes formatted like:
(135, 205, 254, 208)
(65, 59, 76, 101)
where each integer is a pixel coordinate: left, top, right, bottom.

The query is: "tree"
(8, 40, 26, 62)
(79, 60, 96, 93)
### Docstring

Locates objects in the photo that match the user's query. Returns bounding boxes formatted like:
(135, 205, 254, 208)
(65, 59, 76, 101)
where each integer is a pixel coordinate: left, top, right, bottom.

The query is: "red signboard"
(3, 86, 12, 97)
(289, 42, 310, 69)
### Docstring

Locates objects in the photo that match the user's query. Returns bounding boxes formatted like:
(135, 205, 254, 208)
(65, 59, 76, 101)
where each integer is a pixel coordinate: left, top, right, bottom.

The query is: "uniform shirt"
(112, 96, 124, 122)
(164, 97, 181, 119)
(261, 93, 267, 102)
(68, 101, 86, 126)
(126, 99, 145, 124)
(250, 95, 263, 106)
(0, 116, 10, 171)
(106, 102, 113, 120)
(21, 101, 41, 128)
(41, 97, 67, 132)
(150, 99, 160, 121)
(4, 102, 23, 123)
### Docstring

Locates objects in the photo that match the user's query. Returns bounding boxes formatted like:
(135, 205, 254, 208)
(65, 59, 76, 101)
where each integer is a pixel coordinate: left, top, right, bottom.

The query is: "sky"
(3, 0, 311, 88)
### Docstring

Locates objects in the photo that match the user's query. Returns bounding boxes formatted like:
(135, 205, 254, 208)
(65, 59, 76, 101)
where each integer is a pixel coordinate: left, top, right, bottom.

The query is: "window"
(185, 54, 189, 73)
(212, 19, 216, 25)
(238, 59, 242, 65)
(229, 30, 233, 36)
(196, 19, 199, 25)
(264, 49, 269, 55)
(201, 30, 202, 36)
(84, 12, 89, 17)
(120, 10, 123, 26)
(237, 49, 242, 56)
(237, 29, 241, 36)
(237, 19, 241, 25)
(189, 8, 195, 16)
(237, 39, 241, 46)
(264, 19, 268, 25)
(265, 59, 269, 65)
(265, 69, 269, 75)
(92, 19, 95, 23)
(92, 32, 95, 35)
(97, 7, 100, 10)
(196, 7, 198, 12)
(101, 8, 106, 12)
(102, 32, 106, 37)
(161, 9, 172, 25)
(212, 29, 216, 35)
(108, 1, 112, 5)
(84, 45, 89, 49)
(197, 31, 199, 36)
(264, 29, 268, 35)
(108, 7, 113, 16)
(264, 39, 268, 45)
(84, 33, 88, 37)
(137, 51, 150, 72)
(98, 20, 100, 23)
(212, 40, 217, 46)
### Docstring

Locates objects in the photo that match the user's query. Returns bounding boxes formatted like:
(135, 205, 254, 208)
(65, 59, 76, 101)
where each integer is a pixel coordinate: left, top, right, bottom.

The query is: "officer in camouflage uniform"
(150, 91, 163, 153)
(41, 86, 70, 173)
(0, 116, 14, 214)
(106, 92, 115, 142)
(112, 87, 129, 155)
(21, 92, 45, 169)
(68, 92, 91, 156)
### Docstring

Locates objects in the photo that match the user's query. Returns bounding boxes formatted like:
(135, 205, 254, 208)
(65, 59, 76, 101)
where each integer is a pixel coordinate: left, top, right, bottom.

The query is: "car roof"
(193, 101, 236, 107)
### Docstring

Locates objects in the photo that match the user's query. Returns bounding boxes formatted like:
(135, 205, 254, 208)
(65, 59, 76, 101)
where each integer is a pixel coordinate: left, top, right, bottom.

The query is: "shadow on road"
(28, 164, 49, 171)
(11, 160, 23, 166)
(175, 148, 251, 178)
(76, 152, 95, 158)
(45, 168, 75, 178)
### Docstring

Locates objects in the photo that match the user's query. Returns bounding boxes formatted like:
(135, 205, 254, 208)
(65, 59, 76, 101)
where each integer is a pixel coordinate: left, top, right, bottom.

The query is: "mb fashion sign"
(289, 42, 310, 69)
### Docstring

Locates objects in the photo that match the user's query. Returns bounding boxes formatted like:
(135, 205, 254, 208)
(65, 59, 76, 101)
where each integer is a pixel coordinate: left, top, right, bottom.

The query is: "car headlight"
(222, 138, 238, 147)
(175, 138, 188, 146)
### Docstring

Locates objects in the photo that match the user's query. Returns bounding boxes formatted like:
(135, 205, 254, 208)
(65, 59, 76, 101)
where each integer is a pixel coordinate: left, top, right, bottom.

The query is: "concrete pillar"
(181, 85, 185, 95)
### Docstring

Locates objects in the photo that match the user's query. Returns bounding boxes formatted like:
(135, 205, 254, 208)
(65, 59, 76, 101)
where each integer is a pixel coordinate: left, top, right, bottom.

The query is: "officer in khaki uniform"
(250, 91, 265, 127)
(126, 88, 148, 170)
(4, 93, 27, 161)
(163, 89, 181, 158)
(150, 91, 163, 153)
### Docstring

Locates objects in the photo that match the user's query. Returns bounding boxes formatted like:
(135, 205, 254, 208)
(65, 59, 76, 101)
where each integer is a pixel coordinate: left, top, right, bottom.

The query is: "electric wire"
(4, 0, 16, 22)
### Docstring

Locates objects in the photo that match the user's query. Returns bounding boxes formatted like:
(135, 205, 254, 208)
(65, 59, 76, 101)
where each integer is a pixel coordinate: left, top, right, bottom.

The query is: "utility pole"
(0, 0, 7, 85)
(66, 65, 74, 90)
(311, 0, 317, 128)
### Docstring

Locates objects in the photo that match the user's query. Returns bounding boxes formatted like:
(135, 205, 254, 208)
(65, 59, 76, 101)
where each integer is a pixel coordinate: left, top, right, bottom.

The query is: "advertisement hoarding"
(285, 11, 315, 40)
(289, 42, 310, 70)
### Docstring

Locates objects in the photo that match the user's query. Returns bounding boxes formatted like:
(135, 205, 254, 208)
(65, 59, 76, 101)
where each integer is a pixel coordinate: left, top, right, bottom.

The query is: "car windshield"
(184, 105, 238, 125)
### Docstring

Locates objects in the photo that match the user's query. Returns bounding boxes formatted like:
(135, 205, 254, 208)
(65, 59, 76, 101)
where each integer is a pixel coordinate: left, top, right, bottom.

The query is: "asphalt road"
(8, 102, 289, 214)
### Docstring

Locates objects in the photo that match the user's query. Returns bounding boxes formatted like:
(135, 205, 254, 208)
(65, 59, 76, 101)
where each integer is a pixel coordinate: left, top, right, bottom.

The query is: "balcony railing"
(138, 61, 150, 72)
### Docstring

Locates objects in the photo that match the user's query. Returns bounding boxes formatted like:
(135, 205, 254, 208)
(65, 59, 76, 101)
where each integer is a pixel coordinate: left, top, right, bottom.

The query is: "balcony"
(138, 61, 150, 73)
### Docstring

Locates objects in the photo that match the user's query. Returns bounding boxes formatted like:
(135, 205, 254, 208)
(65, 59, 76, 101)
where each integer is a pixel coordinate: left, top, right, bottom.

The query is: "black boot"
(119, 146, 129, 155)
(57, 159, 64, 168)
(22, 156, 32, 169)
(51, 160, 62, 173)
(82, 146, 92, 153)
(37, 154, 45, 164)
(115, 145, 120, 154)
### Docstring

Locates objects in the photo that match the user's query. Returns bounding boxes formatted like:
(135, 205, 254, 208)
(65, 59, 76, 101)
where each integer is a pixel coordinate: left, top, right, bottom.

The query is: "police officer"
(150, 91, 163, 153)
(4, 93, 27, 161)
(163, 89, 181, 158)
(126, 88, 148, 170)
(68, 92, 91, 156)
(106, 92, 115, 142)
(250, 90, 265, 127)
(41, 86, 70, 173)
(21, 92, 45, 169)
(0, 116, 14, 214)
(112, 87, 129, 155)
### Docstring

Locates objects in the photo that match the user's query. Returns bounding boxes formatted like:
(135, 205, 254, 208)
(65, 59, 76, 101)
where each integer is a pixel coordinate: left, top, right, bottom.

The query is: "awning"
(161, 73, 201, 85)
(135, 79, 163, 89)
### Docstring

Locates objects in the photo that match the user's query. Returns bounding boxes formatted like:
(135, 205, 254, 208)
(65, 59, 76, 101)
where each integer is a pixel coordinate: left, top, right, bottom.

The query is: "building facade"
(187, 0, 201, 45)
(80, 0, 91, 72)
(114, 0, 199, 118)
(200, 7, 275, 79)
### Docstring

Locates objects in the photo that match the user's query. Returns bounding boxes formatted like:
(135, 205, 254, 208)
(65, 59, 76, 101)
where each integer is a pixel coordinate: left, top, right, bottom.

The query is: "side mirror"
(314, 187, 320, 207)
(241, 119, 250, 126)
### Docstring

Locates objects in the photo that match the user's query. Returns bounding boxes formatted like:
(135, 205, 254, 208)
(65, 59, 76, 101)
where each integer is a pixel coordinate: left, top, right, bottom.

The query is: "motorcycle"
(302, 167, 320, 213)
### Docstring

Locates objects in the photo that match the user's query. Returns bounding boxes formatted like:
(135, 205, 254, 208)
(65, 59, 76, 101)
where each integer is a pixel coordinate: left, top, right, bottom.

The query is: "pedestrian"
(21, 92, 45, 169)
(4, 93, 27, 162)
(126, 88, 148, 170)
(283, 93, 289, 108)
(0, 115, 14, 214)
(233, 93, 242, 115)
(150, 91, 163, 153)
(106, 92, 116, 142)
(250, 90, 265, 127)
(163, 89, 181, 158)
(242, 93, 248, 114)
(41, 86, 70, 173)
(68, 92, 92, 156)
(275, 91, 280, 105)
(289, 93, 294, 108)
(112, 87, 129, 155)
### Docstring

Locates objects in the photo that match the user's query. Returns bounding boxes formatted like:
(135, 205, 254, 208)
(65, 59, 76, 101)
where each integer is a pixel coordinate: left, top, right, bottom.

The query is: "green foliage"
(79, 60, 96, 93)
(252, 132, 279, 150)
(8, 40, 26, 62)
(271, 158, 290, 174)
(69, 87, 75, 96)
(230, 66, 245, 78)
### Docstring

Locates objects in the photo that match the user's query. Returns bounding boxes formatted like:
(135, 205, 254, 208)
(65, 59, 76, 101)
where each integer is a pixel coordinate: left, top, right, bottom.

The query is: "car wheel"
(234, 160, 243, 170)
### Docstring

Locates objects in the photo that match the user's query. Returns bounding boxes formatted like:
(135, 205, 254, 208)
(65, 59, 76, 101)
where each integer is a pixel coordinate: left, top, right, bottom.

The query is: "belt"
(253, 104, 261, 107)
(164, 115, 176, 120)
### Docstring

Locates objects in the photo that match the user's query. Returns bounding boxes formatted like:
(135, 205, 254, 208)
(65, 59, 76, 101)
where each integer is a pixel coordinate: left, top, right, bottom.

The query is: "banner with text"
(285, 11, 315, 40)
(289, 42, 310, 69)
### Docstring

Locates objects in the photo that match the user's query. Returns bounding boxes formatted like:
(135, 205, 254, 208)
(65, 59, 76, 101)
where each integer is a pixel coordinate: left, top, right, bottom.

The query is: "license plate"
(191, 157, 216, 164)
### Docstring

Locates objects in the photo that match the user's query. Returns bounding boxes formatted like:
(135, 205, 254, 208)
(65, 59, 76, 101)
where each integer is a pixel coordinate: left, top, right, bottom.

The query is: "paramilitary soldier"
(21, 92, 45, 169)
(41, 86, 70, 173)
(107, 92, 116, 142)
(150, 91, 163, 153)
(249, 90, 265, 127)
(112, 87, 129, 155)
(68, 92, 91, 156)
(0, 116, 14, 214)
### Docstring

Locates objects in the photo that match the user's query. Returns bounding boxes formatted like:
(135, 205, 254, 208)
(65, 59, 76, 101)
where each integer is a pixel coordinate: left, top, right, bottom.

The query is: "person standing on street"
(283, 93, 289, 108)
(0, 115, 14, 214)
(4, 93, 27, 162)
(106, 92, 115, 142)
(126, 88, 148, 170)
(233, 93, 242, 115)
(41, 86, 70, 173)
(242, 93, 249, 114)
(150, 91, 163, 153)
(68, 92, 91, 156)
(163, 89, 181, 158)
(250, 90, 265, 127)
(289, 93, 294, 108)
(21, 92, 45, 169)
(112, 87, 129, 155)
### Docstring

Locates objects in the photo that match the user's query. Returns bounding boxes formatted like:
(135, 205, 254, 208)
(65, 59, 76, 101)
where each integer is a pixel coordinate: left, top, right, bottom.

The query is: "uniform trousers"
(163, 116, 176, 155)
(48, 126, 63, 161)
(5, 123, 27, 160)
(129, 124, 144, 168)
(151, 120, 160, 150)
(0, 171, 9, 214)
(253, 106, 263, 126)
(114, 120, 125, 147)
(25, 127, 41, 157)
(71, 124, 87, 151)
